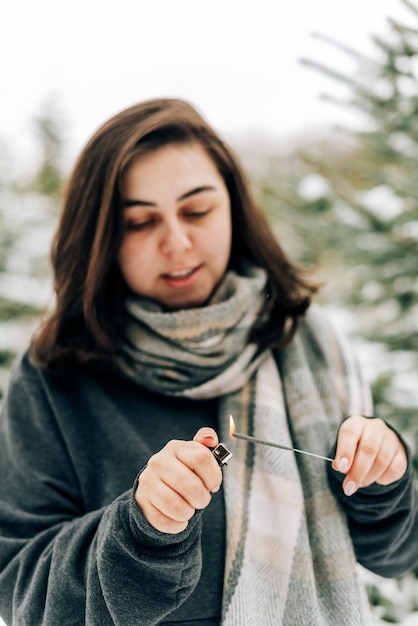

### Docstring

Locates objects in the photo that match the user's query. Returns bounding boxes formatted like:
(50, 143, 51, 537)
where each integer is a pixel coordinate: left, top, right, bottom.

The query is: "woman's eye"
(126, 219, 153, 231)
(186, 208, 211, 218)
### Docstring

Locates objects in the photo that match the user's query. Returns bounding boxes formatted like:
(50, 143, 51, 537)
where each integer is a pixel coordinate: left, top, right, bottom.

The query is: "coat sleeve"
(322, 314, 418, 579)
(301, 307, 417, 578)
(327, 447, 418, 578)
(0, 358, 203, 626)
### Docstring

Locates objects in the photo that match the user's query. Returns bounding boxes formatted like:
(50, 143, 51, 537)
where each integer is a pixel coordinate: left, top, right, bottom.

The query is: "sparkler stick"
(232, 431, 334, 463)
(227, 415, 334, 463)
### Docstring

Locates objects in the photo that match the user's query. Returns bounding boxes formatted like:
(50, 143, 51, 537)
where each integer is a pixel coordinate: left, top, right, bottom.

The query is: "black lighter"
(211, 443, 233, 467)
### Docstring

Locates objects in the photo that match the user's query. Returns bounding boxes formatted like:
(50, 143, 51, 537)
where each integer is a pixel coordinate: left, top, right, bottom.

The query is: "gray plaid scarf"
(122, 265, 373, 625)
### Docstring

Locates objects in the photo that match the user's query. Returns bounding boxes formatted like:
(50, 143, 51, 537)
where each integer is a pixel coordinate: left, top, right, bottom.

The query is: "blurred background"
(1, 0, 417, 623)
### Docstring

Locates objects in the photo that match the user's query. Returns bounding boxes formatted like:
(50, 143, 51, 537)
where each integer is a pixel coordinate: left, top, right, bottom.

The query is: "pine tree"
(254, 5, 418, 620)
(259, 0, 418, 464)
(303, 0, 418, 448)
(0, 98, 65, 396)
(31, 97, 66, 198)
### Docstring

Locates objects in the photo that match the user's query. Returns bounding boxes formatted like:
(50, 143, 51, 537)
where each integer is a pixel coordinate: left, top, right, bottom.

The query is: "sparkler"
(229, 415, 334, 463)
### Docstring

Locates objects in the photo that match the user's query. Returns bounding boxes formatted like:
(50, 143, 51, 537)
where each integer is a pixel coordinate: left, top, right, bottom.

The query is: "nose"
(160, 220, 192, 255)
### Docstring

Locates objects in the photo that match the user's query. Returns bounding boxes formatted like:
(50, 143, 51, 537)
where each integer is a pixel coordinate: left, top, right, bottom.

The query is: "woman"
(0, 98, 416, 626)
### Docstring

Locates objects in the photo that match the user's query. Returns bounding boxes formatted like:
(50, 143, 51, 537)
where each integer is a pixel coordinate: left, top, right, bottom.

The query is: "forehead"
(123, 142, 223, 192)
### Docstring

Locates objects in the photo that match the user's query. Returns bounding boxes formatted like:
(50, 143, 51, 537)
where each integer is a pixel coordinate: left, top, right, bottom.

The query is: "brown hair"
(31, 98, 318, 368)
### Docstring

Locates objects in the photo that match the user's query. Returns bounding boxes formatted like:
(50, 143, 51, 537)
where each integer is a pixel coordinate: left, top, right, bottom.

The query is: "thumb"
(193, 427, 219, 449)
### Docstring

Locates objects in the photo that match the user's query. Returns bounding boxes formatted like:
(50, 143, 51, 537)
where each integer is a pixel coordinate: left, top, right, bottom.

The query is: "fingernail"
(202, 434, 215, 441)
(211, 485, 221, 494)
(344, 480, 357, 497)
(338, 457, 349, 473)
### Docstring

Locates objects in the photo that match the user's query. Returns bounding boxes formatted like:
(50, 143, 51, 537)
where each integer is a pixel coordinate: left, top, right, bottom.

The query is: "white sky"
(0, 0, 413, 164)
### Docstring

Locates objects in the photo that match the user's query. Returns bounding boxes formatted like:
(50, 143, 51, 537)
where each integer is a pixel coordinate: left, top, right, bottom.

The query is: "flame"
(229, 414, 236, 440)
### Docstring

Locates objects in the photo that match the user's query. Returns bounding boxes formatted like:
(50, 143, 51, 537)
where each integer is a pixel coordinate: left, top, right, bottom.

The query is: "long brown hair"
(31, 98, 318, 368)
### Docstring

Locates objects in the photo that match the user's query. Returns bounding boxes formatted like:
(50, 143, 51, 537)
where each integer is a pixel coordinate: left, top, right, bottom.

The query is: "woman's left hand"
(332, 415, 408, 497)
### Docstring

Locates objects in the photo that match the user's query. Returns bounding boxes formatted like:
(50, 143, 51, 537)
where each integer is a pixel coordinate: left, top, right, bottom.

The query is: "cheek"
(209, 217, 232, 264)
(118, 239, 150, 285)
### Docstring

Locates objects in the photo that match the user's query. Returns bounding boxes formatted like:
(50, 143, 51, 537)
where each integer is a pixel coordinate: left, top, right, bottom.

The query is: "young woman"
(0, 98, 416, 626)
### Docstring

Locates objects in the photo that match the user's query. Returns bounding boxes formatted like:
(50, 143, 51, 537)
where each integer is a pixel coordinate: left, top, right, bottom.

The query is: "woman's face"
(118, 142, 232, 310)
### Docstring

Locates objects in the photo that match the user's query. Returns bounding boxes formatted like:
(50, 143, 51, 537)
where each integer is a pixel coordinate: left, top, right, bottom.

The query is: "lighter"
(211, 443, 233, 467)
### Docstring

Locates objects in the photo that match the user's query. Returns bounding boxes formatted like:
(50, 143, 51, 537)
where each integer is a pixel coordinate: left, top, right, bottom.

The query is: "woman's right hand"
(135, 428, 223, 534)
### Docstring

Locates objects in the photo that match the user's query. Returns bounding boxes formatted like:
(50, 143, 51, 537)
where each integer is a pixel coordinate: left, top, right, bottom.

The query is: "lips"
(161, 265, 202, 288)
(164, 268, 195, 279)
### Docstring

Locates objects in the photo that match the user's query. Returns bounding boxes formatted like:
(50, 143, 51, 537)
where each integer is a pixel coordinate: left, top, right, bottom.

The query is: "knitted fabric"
(122, 266, 374, 625)
(122, 265, 269, 398)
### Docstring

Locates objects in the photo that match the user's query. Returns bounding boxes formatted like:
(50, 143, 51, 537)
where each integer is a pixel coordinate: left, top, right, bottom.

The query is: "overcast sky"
(1, 0, 413, 163)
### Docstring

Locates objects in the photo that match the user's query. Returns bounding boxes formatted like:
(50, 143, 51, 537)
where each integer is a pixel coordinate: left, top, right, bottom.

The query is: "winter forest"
(1, 0, 418, 623)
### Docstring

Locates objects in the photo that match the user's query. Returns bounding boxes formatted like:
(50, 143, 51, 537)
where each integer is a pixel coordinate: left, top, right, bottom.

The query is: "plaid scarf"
(122, 266, 373, 625)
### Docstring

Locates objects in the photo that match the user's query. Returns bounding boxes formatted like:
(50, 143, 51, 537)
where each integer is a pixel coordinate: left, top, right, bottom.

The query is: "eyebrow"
(123, 185, 217, 208)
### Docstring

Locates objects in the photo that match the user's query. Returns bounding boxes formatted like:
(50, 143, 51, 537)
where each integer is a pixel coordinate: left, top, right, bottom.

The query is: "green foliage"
(0, 296, 40, 320)
(255, 7, 418, 615)
(0, 213, 15, 271)
(259, 0, 418, 461)
(30, 97, 66, 198)
(0, 350, 16, 368)
(0, 97, 65, 397)
(367, 583, 399, 619)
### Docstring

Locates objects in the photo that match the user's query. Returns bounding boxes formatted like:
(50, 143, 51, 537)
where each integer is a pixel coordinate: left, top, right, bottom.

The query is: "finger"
(190, 431, 223, 493)
(141, 472, 197, 523)
(137, 453, 212, 533)
(332, 415, 366, 474)
(377, 449, 408, 485)
(149, 443, 215, 508)
(141, 502, 189, 534)
(193, 427, 219, 448)
(356, 435, 397, 488)
(137, 477, 193, 534)
(334, 416, 409, 496)
(343, 422, 384, 492)
(161, 464, 213, 510)
(176, 440, 223, 494)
